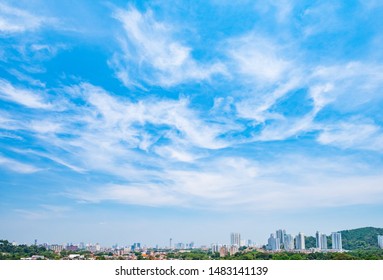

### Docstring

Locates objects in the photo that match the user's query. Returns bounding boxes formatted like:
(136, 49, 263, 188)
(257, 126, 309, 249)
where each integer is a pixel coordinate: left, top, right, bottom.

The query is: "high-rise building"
(267, 234, 280, 251)
(378, 235, 383, 249)
(320, 234, 328, 250)
(211, 244, 222, 254)
(175, 243, 185, 250)
(315, 231, 321, 249)
(230, 233, 241, 247)
(331, 232, 342, 251)
(284, 234, 294, 251)
(276, 229, 286, 246)
(295, 232, 305, 250)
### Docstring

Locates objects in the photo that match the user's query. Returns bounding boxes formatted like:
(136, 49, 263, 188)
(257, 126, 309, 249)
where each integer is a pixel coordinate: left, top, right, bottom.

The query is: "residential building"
(315, 231, 321, 249)
(219, 246, 228, 257)
(276, 229, 286, 247)
(267, 234, 280, 251)
(295, 232, 305, 250)
(331, 232, 342, 251)
(320, 234, 328, 250)
(284, 234, 294, 251)
(230, 233, 241, 247)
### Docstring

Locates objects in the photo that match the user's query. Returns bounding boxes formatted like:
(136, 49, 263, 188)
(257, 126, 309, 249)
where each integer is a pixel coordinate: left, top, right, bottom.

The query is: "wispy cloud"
(14, 204, 70, 220)
(227, 33, 294, 84)
(110, 5, 226, 87)
(67, 154, 383, 210)
(0, 79, 52, 109)
(0, 155, 40, 174)
(0, 3, 48, 34)
(318, 120, 383, 152)
(0, 1, 382, 222)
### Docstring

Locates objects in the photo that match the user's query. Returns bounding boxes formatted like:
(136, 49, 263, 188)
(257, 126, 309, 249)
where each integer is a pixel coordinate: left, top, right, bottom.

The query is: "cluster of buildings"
(16, 231, 383, 260)
(267, 229, 343, 252)
(40, 242, 103, 253)
(210, 233, 256, 257)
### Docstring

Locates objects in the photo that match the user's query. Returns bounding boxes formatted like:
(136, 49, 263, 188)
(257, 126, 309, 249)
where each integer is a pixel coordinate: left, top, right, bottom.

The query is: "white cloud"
(235, 78, 301, 123)
(0, 155, 40, 174)
(66, 154, 383, 211)
(8, 69, 46, 88)
(254, 0, 294, 23)
(227, 34, 293, 83)
(70, 184, 183, 207)
(14, 204, 70, 220)
(310, 62, 383, 110)
(12, 149, 86, 173)
(0, 3, 47, 34)
(317, 121, 383, 151)
(154, 145, 202, 163)
(70, 83, 230, 151)
(0, 79, 51, 109)
(110, 6, 226, 87)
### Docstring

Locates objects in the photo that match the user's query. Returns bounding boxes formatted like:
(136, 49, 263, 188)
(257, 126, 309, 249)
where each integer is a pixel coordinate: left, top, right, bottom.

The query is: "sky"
(1, 0, 383, 247)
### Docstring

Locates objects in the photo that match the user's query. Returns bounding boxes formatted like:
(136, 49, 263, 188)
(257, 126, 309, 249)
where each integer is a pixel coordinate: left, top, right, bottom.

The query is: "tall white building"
(320, 234, 328, 250)
(284, 234, 294, 251)
(331, 232, 342, 251)
(378, 235, 383, 249)
(230, 233, 241, 247)
(295, 232, 305, 250)
(315, 231, 321, 249)
(267, 234, 280, 251)
(276, 229, 286, 247)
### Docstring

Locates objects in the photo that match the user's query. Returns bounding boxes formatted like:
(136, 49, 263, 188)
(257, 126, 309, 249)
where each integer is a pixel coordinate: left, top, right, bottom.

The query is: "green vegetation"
(303, 227, 383, 250)
(164, 249, 383, 260)
(0, 240, 58, 260)
(305, 236, 316, 249)
(340, 227, 383, 250)
(168, 250, 212, 260)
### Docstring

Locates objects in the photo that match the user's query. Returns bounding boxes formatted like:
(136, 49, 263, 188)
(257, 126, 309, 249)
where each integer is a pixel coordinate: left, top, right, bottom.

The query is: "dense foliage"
(340, 227, 383, 250)
(166, 249, 383, 260)
(303, 227, 383, 250)
(0, 240, 58, 260)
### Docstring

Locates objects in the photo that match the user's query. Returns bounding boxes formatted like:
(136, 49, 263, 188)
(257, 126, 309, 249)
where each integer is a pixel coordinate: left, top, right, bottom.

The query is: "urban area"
(1, 227, 383, 260)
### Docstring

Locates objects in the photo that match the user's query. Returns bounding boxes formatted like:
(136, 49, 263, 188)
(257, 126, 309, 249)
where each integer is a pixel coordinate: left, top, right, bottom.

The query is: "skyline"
(1, 0, 383, 246)
(4, 227, 348, 249)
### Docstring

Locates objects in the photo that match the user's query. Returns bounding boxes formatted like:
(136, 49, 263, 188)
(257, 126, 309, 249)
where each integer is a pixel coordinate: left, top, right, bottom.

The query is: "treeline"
(168, 249, 383, 260)
(223, 250, 383, 260)
(0, 240, 58, 260)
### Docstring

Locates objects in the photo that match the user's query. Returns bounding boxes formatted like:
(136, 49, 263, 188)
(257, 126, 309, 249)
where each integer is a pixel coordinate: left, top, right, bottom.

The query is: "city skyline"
(1, 0, 383, 246)
(4, 227, 363, 250)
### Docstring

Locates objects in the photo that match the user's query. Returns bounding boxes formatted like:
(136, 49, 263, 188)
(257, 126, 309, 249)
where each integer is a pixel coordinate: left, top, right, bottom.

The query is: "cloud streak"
(110, 5, 226, 87)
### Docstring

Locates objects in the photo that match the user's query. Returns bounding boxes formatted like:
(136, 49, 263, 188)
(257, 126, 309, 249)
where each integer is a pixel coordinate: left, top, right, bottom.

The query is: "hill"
(340, 227, 383, 250)
(305, 227, 383, 250)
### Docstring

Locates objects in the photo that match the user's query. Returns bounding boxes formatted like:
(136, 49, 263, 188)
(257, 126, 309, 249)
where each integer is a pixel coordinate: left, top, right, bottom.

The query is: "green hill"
(305, 227, 383, 250)
(340, 227, 383, 250)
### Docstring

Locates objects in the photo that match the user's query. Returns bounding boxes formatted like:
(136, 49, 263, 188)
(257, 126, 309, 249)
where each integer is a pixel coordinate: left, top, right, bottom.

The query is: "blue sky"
(1, 0, 383, 247)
